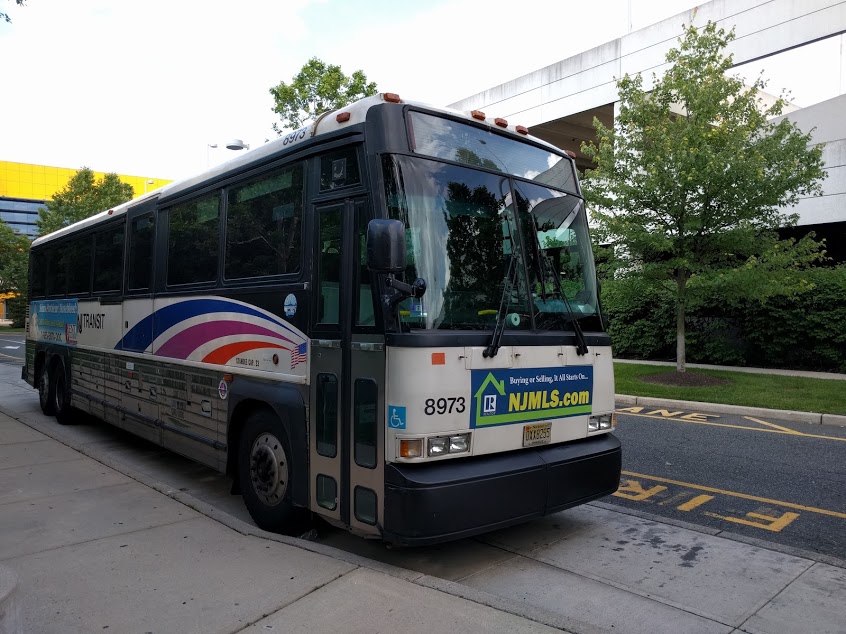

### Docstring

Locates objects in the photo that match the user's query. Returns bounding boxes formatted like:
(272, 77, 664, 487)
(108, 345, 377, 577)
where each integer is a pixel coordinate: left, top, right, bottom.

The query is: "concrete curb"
(0, 566, 21, 634)
(616, 394, 846, 427)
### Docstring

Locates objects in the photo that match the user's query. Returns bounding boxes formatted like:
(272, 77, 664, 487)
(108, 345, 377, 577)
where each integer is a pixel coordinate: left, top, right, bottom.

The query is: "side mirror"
(366, 219, 406, 273)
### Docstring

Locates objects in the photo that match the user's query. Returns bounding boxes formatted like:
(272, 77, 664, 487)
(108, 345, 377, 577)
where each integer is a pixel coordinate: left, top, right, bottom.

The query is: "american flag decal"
(291, 341, 307, 369)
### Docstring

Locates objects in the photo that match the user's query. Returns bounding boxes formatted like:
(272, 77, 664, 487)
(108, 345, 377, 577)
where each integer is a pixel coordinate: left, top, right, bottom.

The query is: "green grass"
(614, 363, 846, 415)
(0, 326, 24, 334)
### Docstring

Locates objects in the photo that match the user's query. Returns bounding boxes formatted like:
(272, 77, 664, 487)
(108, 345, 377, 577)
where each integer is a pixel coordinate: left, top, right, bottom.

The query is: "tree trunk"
(676, 273, 687, 373)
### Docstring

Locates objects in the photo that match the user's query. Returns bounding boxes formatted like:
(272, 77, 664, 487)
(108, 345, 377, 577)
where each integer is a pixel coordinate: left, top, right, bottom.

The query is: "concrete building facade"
(0, 161, 170, 238)
(448, 0, 846, 259)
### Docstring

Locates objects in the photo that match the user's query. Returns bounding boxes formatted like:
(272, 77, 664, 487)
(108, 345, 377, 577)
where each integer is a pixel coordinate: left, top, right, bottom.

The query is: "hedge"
(601, 266, 846, 372)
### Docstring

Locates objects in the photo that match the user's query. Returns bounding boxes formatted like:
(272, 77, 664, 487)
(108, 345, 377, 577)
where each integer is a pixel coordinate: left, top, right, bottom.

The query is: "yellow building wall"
(0, 161, 172, 201)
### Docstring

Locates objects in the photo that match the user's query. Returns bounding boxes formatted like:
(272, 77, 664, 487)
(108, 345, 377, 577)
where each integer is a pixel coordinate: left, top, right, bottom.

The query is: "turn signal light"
(399, 438, 422, 458)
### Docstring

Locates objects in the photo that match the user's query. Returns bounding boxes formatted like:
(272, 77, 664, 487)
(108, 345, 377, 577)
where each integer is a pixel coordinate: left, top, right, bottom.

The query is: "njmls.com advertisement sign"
(470, 366, 593, 428)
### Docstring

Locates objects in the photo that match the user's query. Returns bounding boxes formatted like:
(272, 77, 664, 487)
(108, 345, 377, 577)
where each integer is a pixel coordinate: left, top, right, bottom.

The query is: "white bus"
(23, 93, 620, 545)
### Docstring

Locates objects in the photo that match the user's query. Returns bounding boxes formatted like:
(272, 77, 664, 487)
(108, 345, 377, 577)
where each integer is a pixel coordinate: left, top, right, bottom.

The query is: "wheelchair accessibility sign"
(388, 406, 407, 429)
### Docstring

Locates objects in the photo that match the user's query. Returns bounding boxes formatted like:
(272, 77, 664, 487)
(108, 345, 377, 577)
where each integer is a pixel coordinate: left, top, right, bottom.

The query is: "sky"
(1, 0, 843, 182)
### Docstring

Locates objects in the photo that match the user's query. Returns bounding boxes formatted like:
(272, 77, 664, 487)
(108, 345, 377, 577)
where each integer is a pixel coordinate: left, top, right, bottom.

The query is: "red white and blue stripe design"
(116, 297, 308, 372)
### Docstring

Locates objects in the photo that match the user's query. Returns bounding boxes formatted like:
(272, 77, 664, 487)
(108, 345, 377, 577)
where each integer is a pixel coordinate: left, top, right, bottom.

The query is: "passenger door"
(309, 196, 384, 535)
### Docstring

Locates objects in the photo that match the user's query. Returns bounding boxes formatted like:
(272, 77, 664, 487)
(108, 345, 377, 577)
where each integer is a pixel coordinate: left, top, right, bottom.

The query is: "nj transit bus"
(23, 93, 621, 545)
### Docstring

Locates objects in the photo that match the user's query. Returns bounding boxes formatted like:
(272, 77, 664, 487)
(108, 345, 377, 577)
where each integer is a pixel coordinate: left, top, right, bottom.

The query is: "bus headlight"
(589, 414, 614, 433)
(449, 434, 470, 453)
(428, 437, 448, 456)
(425, 433, 471, 457)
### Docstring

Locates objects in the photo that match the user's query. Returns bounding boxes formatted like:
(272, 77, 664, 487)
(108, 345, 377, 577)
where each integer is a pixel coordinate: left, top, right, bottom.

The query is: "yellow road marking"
(704, 510, 800, 532)
(743, 416, 802, 434)
(617, 410, 846, 442)
(677, 494, 714, 511)
(0, 351, 21, 360)
(621, 470, 846, 520)
(613, 480, 666, 501)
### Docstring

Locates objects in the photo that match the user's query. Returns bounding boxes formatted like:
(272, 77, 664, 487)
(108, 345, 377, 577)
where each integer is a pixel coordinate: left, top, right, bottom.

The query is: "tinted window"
(356, 201, 374, 326)
(320, 147, 360, 191)
(409, 112, 578, 194)
(225, 165, 303, 279)
(46, 246, 66, 296)
(128, 213, 155, 291)
(354, 378, 378, 468)
(167, 193, 220, 286)
(66, 237, 91, 295)
(31, 250, 46, 297)
(316, 373, 338, 458)
(317, 207, 342, 325)
(93, 225, 124, 293)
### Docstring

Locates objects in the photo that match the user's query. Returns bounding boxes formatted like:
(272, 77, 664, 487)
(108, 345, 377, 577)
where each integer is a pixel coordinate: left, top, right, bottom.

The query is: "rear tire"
(52, 362, 75, 425)
(238, 410, 302, 533)
(38, 364, 55, 416)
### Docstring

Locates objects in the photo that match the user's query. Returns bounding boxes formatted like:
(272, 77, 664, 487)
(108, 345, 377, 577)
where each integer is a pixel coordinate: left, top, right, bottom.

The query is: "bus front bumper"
(382, 433, 621, 546)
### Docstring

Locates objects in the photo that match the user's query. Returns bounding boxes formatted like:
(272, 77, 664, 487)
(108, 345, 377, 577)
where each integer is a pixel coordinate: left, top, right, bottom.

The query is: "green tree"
(581, 22, 827, 372)
(269, 57, 377, 133)
(1, 0, 25, 24)
(0, 222, 29, 326)
(37, 168, 134, 236)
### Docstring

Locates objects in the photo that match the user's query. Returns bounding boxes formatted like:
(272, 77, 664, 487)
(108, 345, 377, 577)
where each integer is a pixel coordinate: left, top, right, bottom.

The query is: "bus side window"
(46, 244, 67, 297)
(30, 249, 47, 297)
(128, 213, 155, 291)
(225, 164, 304, 280)
(93, 225, 124, 293)
(167, 193, 220, 286)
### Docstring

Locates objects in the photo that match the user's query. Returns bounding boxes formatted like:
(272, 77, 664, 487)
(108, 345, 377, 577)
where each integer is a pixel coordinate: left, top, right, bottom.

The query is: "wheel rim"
(38, 370, 49, 406)
(249, 433, 288, 506)
(53, 371, 64, 412)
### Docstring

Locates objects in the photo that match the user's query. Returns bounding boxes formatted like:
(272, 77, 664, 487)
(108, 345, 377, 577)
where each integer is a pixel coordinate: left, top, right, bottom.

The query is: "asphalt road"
(608, 406, 846, 560)
(0, 333, 24, 365)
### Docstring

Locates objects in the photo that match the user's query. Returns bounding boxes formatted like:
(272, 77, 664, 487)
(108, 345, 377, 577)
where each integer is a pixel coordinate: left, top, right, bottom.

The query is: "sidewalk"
(0, 408, 555, 633)
(2, 368, 846, 633)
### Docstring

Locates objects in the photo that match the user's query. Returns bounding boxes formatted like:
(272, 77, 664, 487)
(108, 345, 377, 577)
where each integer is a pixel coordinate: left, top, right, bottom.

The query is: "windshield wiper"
(529, 221, 589, 356)
(484, 254, 518, 358)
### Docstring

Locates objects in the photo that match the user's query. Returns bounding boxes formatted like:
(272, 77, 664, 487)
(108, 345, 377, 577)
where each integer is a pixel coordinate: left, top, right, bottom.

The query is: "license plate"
(523, 422, 551, 447)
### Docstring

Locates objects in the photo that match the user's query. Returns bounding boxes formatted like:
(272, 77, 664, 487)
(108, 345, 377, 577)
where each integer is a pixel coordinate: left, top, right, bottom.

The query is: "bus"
(23, 93, 621, 545)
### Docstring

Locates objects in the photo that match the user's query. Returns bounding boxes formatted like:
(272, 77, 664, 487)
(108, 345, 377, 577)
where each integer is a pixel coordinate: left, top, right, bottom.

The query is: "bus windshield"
(383, 154, 601, 331)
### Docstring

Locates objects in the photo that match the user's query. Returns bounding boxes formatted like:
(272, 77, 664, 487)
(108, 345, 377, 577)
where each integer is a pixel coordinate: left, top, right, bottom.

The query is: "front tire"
(238, 411, 299, 533)
(38, 364, 55, 416)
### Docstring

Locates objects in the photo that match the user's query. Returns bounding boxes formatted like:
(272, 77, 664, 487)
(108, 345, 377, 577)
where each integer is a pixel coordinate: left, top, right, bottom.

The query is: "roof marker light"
(564, 150, 576, 158)
(336, 112, 351, 123)
(471, 110, 486, 120)
(495, 118, 508, 128)
(107, 209, 114, 215)
(384, 92, 401, 103)
(516, 125, 528, 135)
